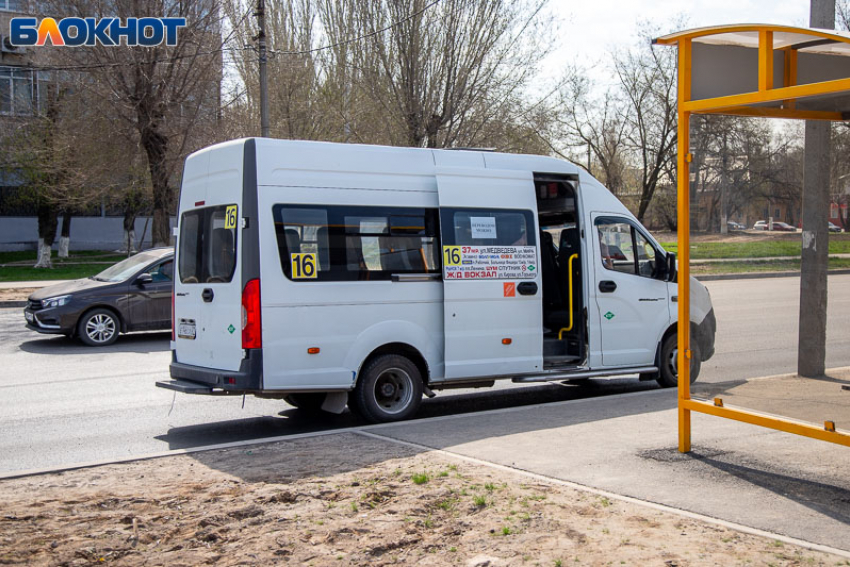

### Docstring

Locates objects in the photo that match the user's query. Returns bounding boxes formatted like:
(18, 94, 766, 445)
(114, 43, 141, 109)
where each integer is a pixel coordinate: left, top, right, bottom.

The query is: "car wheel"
(77, 308, 120, 346)
(283, 393, 326, 412)
(350, 354, 423, 423)
(656, 333, 701, 388)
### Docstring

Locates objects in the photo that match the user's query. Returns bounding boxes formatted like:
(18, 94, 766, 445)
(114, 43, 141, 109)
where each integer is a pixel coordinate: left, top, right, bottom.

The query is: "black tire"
(283, 393, 326, 412)
(656, 332, 701, 388)
(350, 354, 423, 423)
(77, 308, 120, 346)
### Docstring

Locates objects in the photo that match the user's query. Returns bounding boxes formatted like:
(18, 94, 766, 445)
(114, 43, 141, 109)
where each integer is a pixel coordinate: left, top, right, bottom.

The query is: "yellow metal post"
(758, 30, 774, 92)
(677, 39, 692, 453)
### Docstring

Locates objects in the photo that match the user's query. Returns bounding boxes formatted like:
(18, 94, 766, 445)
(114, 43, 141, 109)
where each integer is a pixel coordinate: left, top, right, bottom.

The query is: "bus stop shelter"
(653, 24, 850, 452)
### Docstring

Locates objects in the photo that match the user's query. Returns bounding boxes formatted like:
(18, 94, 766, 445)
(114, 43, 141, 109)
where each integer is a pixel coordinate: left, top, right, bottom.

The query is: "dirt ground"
(0, 288, 34, 302)
(0, 433, 844, 567)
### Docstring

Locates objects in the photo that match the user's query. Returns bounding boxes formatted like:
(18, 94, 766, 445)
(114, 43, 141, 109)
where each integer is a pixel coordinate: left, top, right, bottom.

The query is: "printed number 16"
(292, 253, 317, 278)
(444, 247, 461, 265)
(224, 205, 238, 229)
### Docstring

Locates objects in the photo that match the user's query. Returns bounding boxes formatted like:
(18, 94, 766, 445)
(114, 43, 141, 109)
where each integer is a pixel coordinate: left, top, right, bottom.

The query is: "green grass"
(411, 473, 430, 485)
(660, 235, 850, 259)
(691, 257, 850, 275)
(0, 250, 127, 264)
(0, 250, 131, 282)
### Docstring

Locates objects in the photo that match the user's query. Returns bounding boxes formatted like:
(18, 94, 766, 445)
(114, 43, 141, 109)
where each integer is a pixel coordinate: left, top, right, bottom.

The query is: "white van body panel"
(256, 174, 445, 390)
(169, 138, 715, 400)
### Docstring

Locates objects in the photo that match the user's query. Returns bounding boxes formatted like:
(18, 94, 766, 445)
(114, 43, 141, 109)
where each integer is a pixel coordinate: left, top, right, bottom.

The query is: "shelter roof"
(655, 24, 850, 119)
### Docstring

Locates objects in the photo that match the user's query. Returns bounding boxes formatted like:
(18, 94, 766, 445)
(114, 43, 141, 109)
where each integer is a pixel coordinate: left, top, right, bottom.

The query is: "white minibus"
(157, 138, 715, 423)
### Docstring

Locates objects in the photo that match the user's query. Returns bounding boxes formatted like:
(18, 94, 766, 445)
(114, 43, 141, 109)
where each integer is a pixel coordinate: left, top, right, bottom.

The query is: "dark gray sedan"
(24, 248, 174, 346)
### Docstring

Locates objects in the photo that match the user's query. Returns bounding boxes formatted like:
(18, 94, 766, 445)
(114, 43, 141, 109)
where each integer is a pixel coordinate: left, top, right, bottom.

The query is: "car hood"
(29, 278, 122, 301)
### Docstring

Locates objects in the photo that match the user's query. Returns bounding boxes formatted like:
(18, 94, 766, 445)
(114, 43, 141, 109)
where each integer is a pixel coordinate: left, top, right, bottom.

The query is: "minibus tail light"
(242, 278, 262, 349)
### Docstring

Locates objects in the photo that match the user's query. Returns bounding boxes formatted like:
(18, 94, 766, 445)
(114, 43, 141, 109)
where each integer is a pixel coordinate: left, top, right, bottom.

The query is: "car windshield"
(92, 252, 164, 283)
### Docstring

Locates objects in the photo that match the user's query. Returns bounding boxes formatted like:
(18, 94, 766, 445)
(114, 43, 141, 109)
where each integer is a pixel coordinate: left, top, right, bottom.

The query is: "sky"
(548, 0, 814, 84)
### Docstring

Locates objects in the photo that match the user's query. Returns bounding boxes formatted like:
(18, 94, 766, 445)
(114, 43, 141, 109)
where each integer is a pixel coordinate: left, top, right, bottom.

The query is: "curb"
(0, 301, 26, 308)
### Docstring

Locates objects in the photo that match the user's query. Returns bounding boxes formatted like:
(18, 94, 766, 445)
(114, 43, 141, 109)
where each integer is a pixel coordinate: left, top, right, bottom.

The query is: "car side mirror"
(653, 248, 668, 280)
(135, 273, 153, 286)
(666, 252, 677, 283)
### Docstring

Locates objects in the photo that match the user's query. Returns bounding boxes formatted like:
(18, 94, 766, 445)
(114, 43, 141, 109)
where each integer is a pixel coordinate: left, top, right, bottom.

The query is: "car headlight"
(42, 295, 72, 308)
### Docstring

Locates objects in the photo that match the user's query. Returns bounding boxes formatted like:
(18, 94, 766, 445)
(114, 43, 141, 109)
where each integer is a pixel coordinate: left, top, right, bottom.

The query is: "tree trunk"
(123, 213, 138, 255)
(34, 202, 58, 269)
(58, 210, 72, 258)
(123, 229, 137, 255)
(137, 103, 172, 247)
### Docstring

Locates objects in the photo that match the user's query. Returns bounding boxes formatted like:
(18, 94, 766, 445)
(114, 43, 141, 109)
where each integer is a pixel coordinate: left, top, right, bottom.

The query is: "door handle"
(202, 288, 214, 303)
(599, 280, 617, 293)
(517, 282, 538, 296)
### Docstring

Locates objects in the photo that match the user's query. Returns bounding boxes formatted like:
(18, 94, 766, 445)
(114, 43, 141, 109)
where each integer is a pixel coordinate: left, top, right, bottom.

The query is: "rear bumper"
(160, 348, 263, 394)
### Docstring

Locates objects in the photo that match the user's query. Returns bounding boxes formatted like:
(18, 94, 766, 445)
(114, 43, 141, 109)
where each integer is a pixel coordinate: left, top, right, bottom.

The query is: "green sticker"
(527, 265, 536, 271)
(227, 324, 236, 334)
(604, 311, 615, 320)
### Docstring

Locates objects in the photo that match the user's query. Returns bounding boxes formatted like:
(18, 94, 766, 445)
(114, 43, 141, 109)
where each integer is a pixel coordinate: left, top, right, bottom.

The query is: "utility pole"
(256, 0, 270, 138)
(720, 129, 729, 234)
(798, 0, 835, 377)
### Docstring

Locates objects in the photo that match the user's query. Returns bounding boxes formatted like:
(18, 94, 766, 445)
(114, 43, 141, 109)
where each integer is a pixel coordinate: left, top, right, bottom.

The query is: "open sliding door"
(437, 168, 542, 380)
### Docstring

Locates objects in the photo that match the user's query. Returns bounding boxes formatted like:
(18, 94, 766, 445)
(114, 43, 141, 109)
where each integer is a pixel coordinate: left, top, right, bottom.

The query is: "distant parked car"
(753, 220, 795, 231)
(828, 221, 843, 233)
(772, 221, 797, 232)
(24, 248, 174, 346)
(727, 220, 745, 231)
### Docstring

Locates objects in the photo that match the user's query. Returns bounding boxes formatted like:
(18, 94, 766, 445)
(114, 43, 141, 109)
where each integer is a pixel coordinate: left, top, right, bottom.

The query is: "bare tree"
(551, 27, 677, 220)
(1, 78, 113, 267)
(613, 34, 678, 222)
(51, 0, 225, 247)
(350, 0, 553, 149)
(555, 72, 629, 195)
(225, 0, 557, 152)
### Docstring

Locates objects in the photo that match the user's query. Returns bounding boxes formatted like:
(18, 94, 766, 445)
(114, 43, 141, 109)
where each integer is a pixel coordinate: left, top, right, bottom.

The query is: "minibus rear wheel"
(351, 354, 423, 423)
(657, 333, 701, 388)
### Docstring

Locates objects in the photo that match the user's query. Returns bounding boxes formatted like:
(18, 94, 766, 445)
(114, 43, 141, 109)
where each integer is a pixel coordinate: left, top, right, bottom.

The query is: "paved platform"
(375, 386, 850, 552)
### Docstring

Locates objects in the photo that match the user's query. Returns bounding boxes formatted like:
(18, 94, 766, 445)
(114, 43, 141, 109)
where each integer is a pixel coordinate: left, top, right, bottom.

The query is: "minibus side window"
(178, 205, 238, 284)
(273, 205, 441, 281)
(595, 218, 660, 279)
(634, 230, 658, 278)
(443, 209, 536, 247)
(596, 220, 635, 274)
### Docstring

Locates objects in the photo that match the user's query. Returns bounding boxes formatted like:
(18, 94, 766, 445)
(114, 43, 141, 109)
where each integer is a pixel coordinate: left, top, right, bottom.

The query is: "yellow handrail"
(558, 253, 579, 340)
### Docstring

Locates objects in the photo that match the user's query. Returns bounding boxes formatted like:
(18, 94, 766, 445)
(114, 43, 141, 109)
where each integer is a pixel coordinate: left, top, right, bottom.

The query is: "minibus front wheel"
(351, 354, 424, 423)
(656, 333, 701, 388)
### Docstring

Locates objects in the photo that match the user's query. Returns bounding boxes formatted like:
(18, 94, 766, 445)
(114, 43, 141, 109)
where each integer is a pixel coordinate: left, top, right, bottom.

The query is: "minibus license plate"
(178, 320, 196, 340)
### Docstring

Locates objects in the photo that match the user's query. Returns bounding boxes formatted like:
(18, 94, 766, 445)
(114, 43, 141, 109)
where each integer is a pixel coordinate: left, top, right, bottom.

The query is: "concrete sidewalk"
(374, 384, 850, 553)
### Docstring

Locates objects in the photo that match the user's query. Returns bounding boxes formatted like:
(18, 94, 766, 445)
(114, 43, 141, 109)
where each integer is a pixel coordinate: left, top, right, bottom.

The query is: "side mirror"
(666, 252, 677, 283)
(135, 273, 153, 286)
(653, 248, 668, 280)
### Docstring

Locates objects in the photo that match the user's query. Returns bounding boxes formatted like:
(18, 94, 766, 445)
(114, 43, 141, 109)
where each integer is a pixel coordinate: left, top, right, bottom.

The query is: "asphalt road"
(1, 274, 848, 474)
